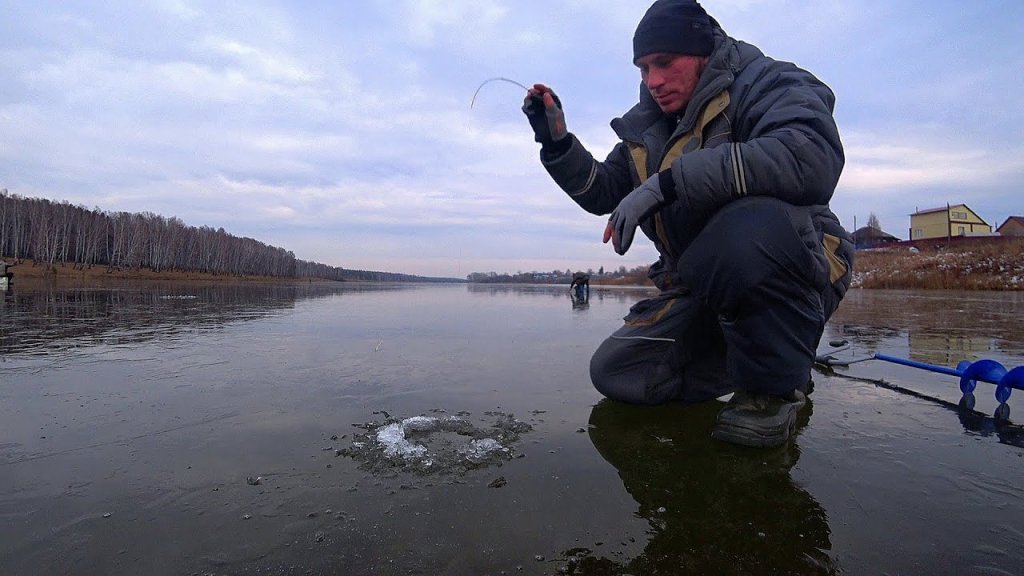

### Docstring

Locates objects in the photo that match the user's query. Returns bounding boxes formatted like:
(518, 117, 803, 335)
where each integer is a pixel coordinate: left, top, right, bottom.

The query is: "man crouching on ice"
(522, 0, 854, 447)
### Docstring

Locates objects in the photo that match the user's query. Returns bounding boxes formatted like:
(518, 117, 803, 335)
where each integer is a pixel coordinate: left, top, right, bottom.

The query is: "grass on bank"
(1, 258, 326, 284)
(853, 239, 1024, 290)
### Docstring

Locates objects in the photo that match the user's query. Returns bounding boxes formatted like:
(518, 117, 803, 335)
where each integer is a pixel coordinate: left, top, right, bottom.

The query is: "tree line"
(0, 189, 445, 282)
(467, 265, 651, 285)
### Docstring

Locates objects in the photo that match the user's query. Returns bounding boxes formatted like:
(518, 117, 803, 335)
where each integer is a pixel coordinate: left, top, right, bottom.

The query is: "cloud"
(831, 129, 1023, 236)
(152, 0, 203, 21)
(841, 134, 1024, 194)
(397, 0, 508, 47)
(1, 1, 1021, 276)
(200, 36, 320, 84)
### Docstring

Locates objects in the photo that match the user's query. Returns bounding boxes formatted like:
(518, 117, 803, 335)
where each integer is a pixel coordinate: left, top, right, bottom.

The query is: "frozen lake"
(1, 283, 1022, 575)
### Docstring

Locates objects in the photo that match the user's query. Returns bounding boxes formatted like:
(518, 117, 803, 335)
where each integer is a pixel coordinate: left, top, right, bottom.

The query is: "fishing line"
(470, 77, 530, 109)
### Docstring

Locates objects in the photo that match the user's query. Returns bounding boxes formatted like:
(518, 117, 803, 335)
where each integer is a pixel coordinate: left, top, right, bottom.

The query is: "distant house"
(996, 216, 1024, 237)
(909, 204, 992, 241)
(852, 226, 900, 249)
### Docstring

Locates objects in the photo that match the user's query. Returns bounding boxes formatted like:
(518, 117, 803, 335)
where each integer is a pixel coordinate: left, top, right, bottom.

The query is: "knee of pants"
(679, 198, 820, 312)
(589, 338, 661, 405)
(589, 339, 632, 402)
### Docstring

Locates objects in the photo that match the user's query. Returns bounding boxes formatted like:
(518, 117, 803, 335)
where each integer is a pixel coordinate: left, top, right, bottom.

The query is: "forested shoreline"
(7, 189, 1019, 289)
(0, 190, 450, 282)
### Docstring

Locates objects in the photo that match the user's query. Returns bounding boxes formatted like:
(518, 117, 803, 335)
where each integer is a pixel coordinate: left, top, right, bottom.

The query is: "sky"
(2, 1, 1022, 279)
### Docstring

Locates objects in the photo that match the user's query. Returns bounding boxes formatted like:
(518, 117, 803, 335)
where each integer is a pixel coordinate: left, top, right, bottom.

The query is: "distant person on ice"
(523, 0, 854, 447)
(569, 271, 590, 296)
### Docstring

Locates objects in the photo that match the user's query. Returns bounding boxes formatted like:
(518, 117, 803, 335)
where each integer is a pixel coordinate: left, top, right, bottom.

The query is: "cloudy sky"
(2, 1, 1022, 278)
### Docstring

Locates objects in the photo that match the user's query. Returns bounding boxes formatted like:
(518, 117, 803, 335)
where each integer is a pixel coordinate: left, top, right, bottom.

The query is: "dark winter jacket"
(541, 26, 853, 293)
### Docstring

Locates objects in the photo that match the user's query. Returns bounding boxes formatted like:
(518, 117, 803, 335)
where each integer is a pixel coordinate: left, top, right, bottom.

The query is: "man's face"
(636, 53, 707, 115)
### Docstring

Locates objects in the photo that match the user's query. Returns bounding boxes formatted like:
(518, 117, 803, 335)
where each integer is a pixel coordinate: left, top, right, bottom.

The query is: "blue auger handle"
(873, 353, 962, 378)
(872, 353, 1024, 404)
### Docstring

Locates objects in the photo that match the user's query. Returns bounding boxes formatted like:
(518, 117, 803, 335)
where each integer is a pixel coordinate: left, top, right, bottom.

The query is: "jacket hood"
(612, 25, 763, 142)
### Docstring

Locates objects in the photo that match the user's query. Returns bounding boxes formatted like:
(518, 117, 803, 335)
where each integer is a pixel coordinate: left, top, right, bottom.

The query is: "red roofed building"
(852, 225, 900, 248)
(996, 216, 1024, 237)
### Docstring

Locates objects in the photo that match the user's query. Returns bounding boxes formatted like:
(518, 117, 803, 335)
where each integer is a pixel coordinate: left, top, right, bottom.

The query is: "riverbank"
(7, 237, 1024, 290)
(852, 238, 1024, 290)
(594, 238, 1024, 291)
(1, 259, 330, 285)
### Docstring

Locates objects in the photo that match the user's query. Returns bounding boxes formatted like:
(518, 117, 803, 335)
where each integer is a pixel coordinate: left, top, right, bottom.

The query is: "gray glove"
(604, 173, 668, 255)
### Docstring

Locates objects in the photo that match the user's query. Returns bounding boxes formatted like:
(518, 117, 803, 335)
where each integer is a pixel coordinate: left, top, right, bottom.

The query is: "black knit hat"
(633, 0, 714, 63)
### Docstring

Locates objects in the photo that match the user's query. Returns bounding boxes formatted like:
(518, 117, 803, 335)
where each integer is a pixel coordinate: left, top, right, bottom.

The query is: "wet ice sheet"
(2, 284, 1023, 575)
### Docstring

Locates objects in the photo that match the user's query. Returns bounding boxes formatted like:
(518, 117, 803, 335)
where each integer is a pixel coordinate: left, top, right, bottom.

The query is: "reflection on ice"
(0, 283, 343, 356)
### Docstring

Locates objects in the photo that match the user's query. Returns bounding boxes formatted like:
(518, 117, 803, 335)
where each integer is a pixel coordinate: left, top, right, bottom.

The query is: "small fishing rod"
(470, 77, 530, 109)
(817, 341, 1024, 422)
